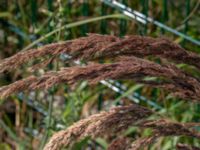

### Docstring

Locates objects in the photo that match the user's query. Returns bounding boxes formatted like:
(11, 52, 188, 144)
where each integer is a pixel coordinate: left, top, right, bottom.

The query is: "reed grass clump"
(0, 34, 200, 149)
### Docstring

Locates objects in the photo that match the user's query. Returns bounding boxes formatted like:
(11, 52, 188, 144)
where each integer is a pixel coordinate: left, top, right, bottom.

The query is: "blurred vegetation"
(0, 0, 200, 149)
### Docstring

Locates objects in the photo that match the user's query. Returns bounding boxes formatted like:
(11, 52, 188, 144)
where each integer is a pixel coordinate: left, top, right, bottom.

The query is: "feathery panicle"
(138, 119, 200, 138)
(108, 120, 200, 150)
(107, 137, 132, 150)
(130, 119, 200, 150)
(43, 104, 152, 150)
(1, 57, 200, 101)
(95, 36, 200, 69)
(0, 34, 119, 73)
(1, 34, 200, 73)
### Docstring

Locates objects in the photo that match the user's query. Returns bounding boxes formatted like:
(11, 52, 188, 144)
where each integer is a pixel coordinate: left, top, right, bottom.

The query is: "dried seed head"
(1, 34, 200, 73)
(1, 57, 200, 101)
(43, 104, 152, 150)
(107, 137, 132, 150)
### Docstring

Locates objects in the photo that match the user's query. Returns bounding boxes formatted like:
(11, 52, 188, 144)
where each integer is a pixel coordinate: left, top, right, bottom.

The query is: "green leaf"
(95, 138, 108, 149)
(72, 136, 90, 150)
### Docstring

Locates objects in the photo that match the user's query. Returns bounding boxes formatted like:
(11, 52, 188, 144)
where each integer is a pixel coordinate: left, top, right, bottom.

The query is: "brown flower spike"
(43, 104, 153, 150)
(0, 34, 200, 73)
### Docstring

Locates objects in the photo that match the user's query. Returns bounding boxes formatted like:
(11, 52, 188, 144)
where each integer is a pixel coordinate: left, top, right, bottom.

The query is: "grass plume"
(44, 106, 200, 150)
(1, 34, 200, 73)
(43, 104, 152, 150)
(108, 119, 200, 150)
(0, 57, 200, 101)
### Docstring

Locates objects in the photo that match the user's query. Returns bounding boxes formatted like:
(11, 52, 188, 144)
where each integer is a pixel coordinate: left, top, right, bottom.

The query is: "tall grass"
(0, 1, 200, 150)
(1, 34, 200, 149)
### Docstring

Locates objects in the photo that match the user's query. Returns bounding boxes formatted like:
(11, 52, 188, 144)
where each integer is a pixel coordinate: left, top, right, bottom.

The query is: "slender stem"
(39, 94, 54, 149)
(22, 14, 127, 51)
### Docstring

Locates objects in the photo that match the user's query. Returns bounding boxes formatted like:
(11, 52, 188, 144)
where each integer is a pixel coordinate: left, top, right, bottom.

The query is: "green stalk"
(161, 0, 168, 34)
(39, 94, 54, 149)
(100, 3, 108, 34)
(22, 14, 127, 51)
(119, 0, 127, 36)
(81, 0, 89, 35)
